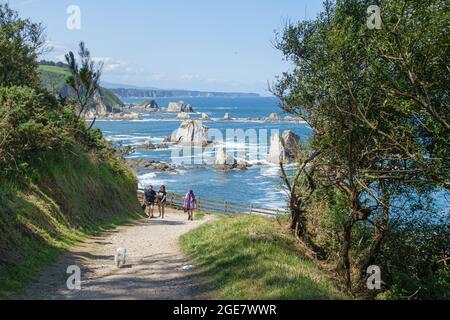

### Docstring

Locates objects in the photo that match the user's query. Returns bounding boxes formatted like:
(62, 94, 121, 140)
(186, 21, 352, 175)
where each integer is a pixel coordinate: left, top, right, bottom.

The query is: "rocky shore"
(126, 159, 178, 174)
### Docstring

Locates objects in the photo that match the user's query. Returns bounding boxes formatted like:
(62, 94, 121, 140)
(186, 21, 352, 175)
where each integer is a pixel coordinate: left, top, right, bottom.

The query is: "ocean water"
(95, 97, 310, 210)
(94, 96, 449, 217)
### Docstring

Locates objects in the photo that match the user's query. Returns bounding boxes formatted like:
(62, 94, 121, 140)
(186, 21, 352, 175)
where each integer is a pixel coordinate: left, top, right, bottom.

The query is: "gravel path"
(18, 208, 212, 300)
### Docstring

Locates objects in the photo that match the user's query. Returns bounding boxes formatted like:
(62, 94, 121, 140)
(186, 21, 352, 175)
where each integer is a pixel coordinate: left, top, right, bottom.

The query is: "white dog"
(115, 247, 127, 268)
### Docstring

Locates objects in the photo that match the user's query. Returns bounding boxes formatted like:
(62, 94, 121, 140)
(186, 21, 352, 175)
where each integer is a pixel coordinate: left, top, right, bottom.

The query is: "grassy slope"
(38, 65, 71, 76)
(0, 149, 143, 298)
(37, 65, 123, 109)
(181, 215, 348, 300)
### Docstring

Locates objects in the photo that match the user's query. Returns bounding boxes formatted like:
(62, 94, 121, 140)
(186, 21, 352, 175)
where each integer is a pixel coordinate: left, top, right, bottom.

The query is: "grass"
(193, 211, 206, 221)
(180, 215, 349, 300)
(0, 149, 143, 299)
(38, 65, 71, 76)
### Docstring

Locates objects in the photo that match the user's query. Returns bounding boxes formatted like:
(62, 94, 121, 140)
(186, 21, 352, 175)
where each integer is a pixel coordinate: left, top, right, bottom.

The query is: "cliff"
(38, 64, 124, 113)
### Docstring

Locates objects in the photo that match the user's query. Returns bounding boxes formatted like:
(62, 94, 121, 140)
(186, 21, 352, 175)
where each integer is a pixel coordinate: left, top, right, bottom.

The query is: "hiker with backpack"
(184, 190, 197, 221)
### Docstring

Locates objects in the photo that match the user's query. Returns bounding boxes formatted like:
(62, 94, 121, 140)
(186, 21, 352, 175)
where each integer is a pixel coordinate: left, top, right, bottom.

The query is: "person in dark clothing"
(157, 185, 167, 219)
(144, 185, 157, 219)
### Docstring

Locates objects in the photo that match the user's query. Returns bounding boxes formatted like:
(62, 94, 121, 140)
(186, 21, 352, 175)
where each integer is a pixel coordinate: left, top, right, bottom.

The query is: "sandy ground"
(18, 208, 213, 300)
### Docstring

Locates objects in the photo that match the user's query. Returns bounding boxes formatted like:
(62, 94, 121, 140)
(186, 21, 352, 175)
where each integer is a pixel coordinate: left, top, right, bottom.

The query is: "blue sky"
(8, 0, 324, 94)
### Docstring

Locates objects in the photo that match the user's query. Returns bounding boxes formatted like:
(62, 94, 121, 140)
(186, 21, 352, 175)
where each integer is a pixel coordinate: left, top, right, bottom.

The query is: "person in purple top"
(183, 190, 197, 221)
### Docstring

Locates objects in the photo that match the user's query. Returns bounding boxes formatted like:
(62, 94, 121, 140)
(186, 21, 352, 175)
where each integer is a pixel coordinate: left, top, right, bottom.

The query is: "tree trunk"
(290, 207, 300, 231)
(88, 117, 97, 130)
(339, 219, 354, 289)
(290, 196, 306, 237)
(358, 182, 390, 291)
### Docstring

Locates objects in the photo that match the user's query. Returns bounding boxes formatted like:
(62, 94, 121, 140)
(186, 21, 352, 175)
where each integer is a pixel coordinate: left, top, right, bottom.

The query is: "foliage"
(0, 148, 142, 298)
(273, 0, 449, 298)
(0, 4, 46, 87)
(0, 6, 142, 298)
(379, 214, 450, 300)
(65, 42, 104, 121)
(0, 86, 74, 177)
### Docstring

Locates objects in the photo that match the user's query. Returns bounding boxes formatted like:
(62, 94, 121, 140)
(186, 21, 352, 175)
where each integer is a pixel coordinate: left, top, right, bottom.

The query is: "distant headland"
(101, 82, 260, 99)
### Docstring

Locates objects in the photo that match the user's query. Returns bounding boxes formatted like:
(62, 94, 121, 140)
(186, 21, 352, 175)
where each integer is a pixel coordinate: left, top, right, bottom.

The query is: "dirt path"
(19, 208, 213, 300)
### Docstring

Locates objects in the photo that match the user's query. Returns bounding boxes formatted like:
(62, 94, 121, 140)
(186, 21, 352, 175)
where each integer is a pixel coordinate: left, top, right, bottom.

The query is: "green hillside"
(0, 85, 142, 298)
(181, 215, 348, 300)
(0, 5, 139, 298)
(38, 64, 124, 112)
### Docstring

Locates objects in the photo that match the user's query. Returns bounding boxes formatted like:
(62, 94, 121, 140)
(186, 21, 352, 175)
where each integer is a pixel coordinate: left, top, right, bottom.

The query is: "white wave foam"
(260, 165, 281, 177)
(138, 172, 176, 189)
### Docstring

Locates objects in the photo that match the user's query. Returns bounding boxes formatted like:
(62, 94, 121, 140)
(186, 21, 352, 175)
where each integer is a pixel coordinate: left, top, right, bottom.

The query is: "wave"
(247, 181, 271, 186)
(138, 172, 177, 189)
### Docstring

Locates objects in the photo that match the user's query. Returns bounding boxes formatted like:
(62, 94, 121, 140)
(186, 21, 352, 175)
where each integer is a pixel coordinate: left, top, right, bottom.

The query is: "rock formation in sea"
(121, 99, 160, 114)
(141, 99, 159, 110)
(201, 113, 210, 120)
(267, 130, 300, 164)
(167, 101, 194, 113)
(176, 112, 191, 120)
(169, 120, 210, 146)
(214, 148, 251, 170)
(138, 142, 157, 150)
(83, 91, 109, 119)
(215, 148, 237, 169)
(265, 113, 280, 122)
(85, 111, 142, 120)
(126, 159, 177, 173)
(223, 113, 232, 120)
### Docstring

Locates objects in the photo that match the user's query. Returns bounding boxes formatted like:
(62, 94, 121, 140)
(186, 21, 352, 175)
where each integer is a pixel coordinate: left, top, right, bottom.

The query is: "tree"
(273, 0, 449, 294)
(65, 42, 103, 126)
(0, 3, 46, 87)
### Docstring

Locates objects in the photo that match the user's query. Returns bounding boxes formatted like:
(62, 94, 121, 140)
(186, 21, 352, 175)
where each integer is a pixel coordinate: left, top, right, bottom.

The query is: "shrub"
(0, 86, 74, 177)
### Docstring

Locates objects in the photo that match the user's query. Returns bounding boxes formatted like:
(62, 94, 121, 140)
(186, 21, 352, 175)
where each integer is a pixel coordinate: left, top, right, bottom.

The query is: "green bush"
(380, 218, 450, 300)
(0, 86, 74, 176)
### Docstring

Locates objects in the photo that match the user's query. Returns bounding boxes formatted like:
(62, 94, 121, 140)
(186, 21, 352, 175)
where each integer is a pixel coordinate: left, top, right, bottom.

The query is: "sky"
(8, 0, 324, 94)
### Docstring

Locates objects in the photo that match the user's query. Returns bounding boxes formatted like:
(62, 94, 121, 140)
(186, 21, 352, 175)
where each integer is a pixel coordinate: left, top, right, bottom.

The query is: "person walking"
(184, 190, 197, 221)
(157, 185, 167, 219)
(144, 185, 157, 219)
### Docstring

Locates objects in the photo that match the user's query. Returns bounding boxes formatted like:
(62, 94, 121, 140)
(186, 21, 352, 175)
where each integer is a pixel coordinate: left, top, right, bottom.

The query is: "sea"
(94, 97, 311, 210)
(93, 96, 449, 218)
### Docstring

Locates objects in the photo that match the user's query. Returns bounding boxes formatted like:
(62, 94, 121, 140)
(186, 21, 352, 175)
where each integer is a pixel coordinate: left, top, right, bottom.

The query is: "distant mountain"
(101, 81, 159, 90)
(110, 87, 260, 99)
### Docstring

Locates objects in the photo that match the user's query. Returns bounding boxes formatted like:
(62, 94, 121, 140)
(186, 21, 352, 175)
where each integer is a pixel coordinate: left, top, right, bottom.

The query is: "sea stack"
(265, 113, 280, 122)
(139, 99, 159, 110)
(267, 130, 300, 164)
(214, 148, 250, 170)
(176, 112, 191, 120)
(170, 120, 209, 146)
(215, 148, 237, 169)
(167, 101, 194, 113)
